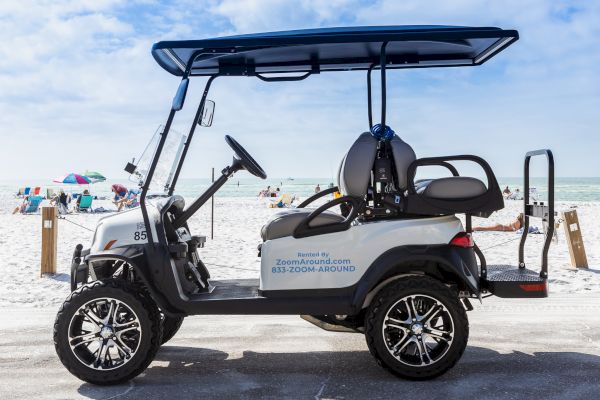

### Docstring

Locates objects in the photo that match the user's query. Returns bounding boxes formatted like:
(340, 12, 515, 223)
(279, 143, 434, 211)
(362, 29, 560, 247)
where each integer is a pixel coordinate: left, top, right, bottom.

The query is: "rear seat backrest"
(338, 132, 378, 198)
(389, 134, 417, 191)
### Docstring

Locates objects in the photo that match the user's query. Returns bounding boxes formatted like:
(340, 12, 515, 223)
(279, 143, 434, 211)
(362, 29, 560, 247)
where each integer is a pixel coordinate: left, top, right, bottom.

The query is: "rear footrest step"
(483, 265, 548, 298)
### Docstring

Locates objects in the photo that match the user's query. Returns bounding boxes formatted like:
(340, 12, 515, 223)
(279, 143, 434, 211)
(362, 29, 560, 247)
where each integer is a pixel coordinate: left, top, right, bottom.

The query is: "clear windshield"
(129, 125, 187, 193)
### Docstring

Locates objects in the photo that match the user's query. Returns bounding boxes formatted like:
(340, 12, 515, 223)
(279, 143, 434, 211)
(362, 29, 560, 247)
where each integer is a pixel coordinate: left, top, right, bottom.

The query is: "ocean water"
(2, 177, 600, 203)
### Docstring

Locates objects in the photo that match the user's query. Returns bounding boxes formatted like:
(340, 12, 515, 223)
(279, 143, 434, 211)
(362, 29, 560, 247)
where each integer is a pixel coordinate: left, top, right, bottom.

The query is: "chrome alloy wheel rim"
(68, 297, 142, 371)
(381, 294, 454, 367)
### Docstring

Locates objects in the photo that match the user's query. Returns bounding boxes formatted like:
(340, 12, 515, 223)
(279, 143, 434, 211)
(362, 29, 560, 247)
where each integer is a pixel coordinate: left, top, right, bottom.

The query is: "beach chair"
(23, 187, 31, 196)
(23, 196, 43, 214)
(77, 195, 93, 212)
(33, 187, 41, 196)
(47, 188, 56, 200)
(16, 188, 24, 197)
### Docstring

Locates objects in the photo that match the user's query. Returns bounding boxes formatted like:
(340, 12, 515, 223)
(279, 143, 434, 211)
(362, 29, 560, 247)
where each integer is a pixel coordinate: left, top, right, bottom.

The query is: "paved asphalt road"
(1, 294, 599, 400)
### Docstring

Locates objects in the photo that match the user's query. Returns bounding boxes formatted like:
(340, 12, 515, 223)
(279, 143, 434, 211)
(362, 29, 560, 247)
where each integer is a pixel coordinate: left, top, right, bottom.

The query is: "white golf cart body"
(91, 204, 463, 292)
(59, 25, 558, 385)
(260, 216, 462, 291)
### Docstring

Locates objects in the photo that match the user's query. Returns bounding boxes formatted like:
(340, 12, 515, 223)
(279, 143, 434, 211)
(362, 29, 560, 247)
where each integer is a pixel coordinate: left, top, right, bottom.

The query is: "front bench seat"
(261, 132, 377, 241)
(260, 209, 344, 241)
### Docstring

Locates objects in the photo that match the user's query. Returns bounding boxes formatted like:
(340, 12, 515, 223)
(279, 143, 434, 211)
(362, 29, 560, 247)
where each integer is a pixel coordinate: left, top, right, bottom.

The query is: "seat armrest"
(407, 155, 498, 195)
(297, 186, 339, 208)
(293, 195, 362, 239)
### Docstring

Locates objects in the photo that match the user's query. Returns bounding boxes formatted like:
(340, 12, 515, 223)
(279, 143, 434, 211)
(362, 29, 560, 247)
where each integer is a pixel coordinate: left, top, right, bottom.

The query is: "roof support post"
(380, 41, 388, 129)
(367, 63, 376, 129)
(168, 74, 219, 195)
(366, 42, 389, 130)
(140, 67, 192, 245)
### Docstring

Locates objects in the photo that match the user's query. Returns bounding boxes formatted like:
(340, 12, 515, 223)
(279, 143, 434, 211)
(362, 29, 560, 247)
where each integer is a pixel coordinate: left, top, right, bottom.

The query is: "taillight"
(450, 232, 474, 248)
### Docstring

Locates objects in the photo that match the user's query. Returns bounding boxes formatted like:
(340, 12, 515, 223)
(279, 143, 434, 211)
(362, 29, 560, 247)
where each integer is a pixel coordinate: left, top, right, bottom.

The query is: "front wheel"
(365, 276, 469, 380)
(53, 279, 163, 385)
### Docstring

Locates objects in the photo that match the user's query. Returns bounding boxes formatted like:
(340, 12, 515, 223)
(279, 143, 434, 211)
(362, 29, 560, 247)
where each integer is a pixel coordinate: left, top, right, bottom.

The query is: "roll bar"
(518, 149, 555, 278)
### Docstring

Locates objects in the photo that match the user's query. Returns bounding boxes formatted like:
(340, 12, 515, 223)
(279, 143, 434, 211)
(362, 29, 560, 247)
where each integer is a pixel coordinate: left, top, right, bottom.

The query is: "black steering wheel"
(225, 135, 267, 179)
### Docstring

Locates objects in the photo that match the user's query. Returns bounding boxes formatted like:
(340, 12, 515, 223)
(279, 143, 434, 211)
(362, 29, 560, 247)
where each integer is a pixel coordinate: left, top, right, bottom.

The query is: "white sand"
(0, 196, 598, 307)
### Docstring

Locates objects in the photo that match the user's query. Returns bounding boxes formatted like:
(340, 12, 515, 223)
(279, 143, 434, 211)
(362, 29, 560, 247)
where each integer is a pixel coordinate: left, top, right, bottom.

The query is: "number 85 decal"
(134, 231, 147, 241)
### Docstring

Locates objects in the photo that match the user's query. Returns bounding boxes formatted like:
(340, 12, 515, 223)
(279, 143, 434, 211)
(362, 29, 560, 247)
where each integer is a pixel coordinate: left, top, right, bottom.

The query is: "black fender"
(82, 245, 183, 316)
(351, 244, 479, 311)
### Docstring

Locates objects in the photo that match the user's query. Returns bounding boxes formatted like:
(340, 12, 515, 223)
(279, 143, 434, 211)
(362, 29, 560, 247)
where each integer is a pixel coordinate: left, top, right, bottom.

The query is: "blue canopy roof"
(152, 25, 518, 77)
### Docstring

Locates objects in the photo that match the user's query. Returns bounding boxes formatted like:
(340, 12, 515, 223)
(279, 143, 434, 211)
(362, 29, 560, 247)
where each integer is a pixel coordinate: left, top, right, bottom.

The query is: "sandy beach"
(0, 195, 598, 308)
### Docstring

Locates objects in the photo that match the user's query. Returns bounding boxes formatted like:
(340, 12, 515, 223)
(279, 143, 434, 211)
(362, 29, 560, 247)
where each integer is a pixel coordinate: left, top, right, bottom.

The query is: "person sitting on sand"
(13, 196, 29, 214)
(502, 186, 512, 197)
(111, 184, 129, 211)
(50, 190, 71, 214)
(76, 189, 90, 208)
(258, 185, 272, 198)
(474, 214, 524, 232)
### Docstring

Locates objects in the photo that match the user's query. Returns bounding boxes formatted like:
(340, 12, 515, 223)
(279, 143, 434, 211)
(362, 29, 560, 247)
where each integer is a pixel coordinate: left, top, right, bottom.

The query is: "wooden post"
(562, 210, 588, 269)
(41, 206, 58, 276)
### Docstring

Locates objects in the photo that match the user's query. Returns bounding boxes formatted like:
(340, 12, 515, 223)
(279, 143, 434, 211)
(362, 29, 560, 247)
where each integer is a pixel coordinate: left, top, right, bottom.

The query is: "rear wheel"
(365, 276, 468, 380)
(54, 279, 162, 385)
(161, 314, 184, 344)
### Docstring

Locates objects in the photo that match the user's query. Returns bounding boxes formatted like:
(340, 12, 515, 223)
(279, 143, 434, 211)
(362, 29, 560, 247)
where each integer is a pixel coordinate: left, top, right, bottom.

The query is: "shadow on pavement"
(77, 345, 600, 400)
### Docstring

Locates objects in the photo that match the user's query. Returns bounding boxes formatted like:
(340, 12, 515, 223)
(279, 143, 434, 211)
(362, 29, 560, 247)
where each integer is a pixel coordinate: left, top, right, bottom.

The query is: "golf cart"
(54, 26, 556, 384)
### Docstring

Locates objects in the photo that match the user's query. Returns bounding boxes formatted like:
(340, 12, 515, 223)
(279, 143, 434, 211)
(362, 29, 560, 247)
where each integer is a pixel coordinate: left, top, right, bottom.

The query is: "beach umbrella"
(53, 173, 91, 185)
(83, 170, 106, 183)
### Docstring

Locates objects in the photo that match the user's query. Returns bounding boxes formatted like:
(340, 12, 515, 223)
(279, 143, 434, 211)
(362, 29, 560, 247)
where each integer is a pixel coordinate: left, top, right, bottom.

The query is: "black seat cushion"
(416, 177, 487, 199)
(261, 209, 345, 241)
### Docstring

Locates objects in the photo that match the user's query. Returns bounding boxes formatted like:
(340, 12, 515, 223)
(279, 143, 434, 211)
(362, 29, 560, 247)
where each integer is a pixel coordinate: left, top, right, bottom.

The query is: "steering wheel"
(225, 135, 267, 179)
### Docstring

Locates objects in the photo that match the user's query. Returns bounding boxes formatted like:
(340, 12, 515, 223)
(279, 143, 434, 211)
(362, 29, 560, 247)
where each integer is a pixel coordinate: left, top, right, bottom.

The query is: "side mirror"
(172, 78, 189, 111)
(199, 100, 215, 127)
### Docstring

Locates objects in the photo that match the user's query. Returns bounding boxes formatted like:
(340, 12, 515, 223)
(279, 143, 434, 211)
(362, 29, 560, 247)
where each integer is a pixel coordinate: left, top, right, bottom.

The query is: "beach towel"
(516, 226, 542, 234)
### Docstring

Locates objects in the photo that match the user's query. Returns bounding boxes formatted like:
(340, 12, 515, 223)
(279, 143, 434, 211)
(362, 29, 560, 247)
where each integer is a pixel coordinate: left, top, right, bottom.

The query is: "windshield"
(129, 125, 187, 193)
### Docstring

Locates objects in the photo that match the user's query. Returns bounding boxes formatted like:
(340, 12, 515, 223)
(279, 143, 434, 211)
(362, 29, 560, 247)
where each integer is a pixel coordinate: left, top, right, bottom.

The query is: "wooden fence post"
(41, 206, 58, 276)
(562, 210, 588, 269)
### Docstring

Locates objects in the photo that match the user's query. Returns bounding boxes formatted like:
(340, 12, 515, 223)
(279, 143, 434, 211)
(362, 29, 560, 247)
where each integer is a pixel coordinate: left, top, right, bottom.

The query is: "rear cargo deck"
(483, 265, 548, 298)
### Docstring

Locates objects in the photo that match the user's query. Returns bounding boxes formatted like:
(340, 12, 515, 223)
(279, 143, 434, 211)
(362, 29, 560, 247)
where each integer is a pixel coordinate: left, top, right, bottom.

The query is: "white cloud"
(0, 0, 598, 183)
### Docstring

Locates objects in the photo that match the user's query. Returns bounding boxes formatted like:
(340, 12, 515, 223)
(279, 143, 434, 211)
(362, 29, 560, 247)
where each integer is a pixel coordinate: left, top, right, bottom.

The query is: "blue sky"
(0, 0, 599, 182)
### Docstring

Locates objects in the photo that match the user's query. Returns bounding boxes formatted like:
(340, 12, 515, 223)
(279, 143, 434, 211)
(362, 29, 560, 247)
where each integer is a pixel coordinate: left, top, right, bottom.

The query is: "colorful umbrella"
(83, 170, 106, 183)
(53, 173, 91, 185)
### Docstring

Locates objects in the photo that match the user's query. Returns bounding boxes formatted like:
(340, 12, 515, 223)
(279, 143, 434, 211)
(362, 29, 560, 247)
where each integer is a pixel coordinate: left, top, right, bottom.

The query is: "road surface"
(1, 294, 599, 400)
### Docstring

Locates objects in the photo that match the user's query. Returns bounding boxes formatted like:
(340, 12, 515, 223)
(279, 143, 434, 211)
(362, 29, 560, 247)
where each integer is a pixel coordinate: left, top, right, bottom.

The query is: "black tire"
(54, 279, 163, 385)
(161, 314, 184, 344)
(365, 275, 468, 380)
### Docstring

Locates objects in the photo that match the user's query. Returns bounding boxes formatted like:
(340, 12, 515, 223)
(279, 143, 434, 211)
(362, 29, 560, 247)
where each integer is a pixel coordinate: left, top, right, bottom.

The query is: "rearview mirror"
(199, 100, 215, 127)
(172, 78, 189, 111)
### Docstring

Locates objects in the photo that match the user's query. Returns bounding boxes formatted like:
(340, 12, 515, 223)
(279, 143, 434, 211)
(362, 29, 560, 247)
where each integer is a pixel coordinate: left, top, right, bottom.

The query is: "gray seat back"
(389, 134, 417, 191)
(338, 132, 378, 197)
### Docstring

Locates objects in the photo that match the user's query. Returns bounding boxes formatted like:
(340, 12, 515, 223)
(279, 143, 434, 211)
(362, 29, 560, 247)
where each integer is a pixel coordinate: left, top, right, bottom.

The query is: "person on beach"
(474, 214, 524, 232)
(502, 186, 512, 197)
(12, 196, 29, 214)
(258, 185, 271, 197)
(111, 184, 129, 211)
(76, 189, 90, 208)
(315, 184, 321, 194)
(50, 190, 71, 214)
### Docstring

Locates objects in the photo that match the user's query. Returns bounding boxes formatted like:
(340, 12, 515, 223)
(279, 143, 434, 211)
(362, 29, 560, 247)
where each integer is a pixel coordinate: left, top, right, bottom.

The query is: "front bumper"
(70, 244, 90, 291)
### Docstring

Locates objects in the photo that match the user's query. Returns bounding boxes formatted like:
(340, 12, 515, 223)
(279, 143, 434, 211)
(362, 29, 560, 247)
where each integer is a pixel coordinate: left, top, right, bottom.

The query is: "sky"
(0, 0, 599, 183)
